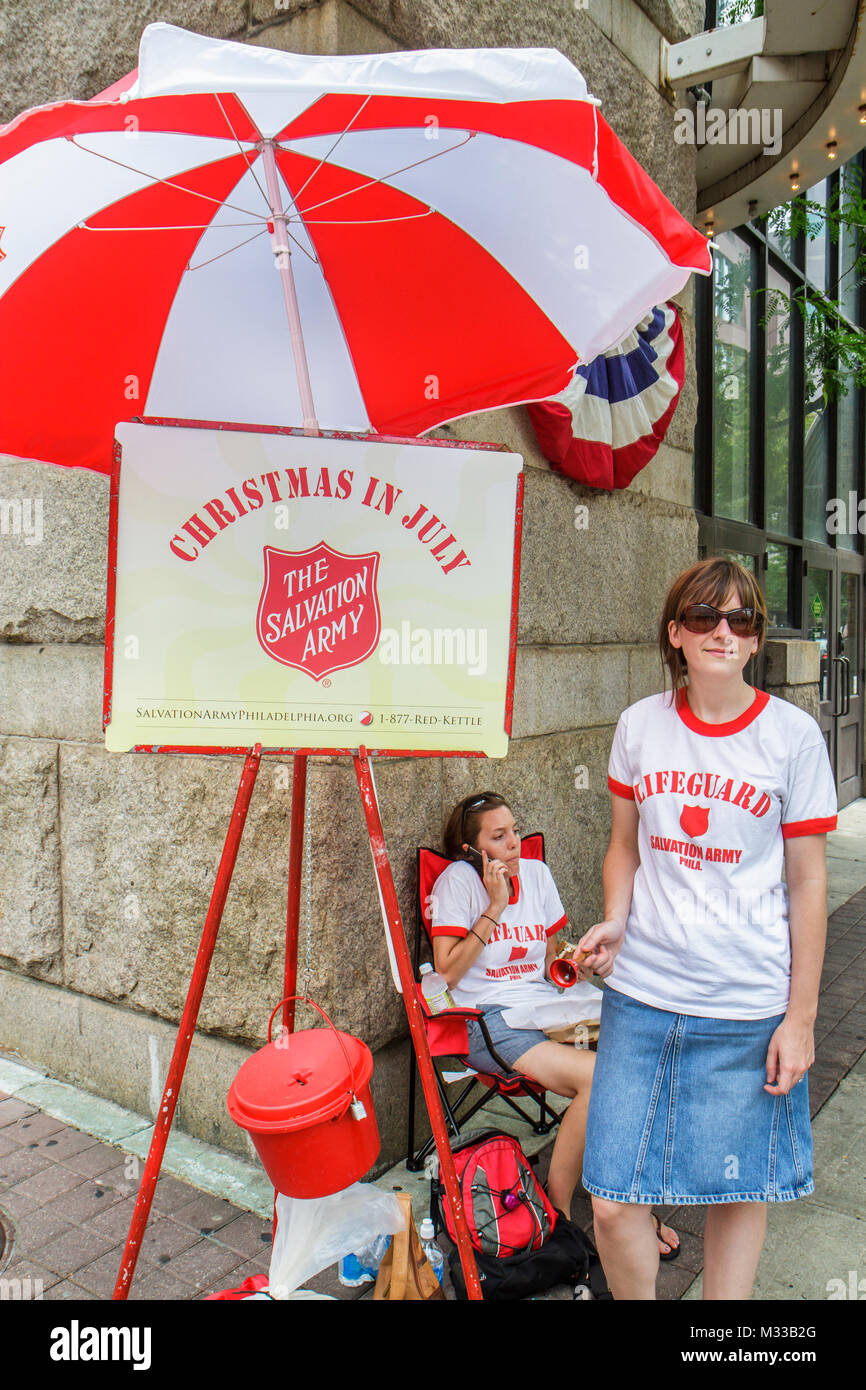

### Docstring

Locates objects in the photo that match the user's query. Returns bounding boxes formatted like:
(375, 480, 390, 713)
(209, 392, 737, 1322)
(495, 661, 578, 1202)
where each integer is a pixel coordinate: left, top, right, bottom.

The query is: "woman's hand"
(764, 1016, 815, 1096)
(480, 848, 510, 916)
(576, 919, 627, 980)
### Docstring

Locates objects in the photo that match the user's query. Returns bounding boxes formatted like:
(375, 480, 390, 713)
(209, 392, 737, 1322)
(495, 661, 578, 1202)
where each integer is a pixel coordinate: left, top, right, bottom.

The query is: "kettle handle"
(267, 994, 359, 1099)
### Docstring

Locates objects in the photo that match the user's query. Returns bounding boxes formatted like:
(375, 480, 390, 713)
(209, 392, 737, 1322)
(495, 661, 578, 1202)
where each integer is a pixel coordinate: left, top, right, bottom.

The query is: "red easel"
(111, 743, 486, 1300)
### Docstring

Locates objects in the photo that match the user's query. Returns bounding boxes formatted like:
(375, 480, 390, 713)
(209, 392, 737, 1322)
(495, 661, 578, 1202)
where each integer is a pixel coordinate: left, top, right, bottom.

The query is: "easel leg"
(282, 754, 308, 1034)
(353, 751, 483, 1301)
(112, 746, 263, 1300)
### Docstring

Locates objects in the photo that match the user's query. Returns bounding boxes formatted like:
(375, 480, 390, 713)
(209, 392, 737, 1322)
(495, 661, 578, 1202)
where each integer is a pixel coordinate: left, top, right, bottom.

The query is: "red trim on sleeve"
(781, 816, 837, 839)
(608, 775, 635, 800)
(430, 924, 470, 939)
(546, 914, 569, 938)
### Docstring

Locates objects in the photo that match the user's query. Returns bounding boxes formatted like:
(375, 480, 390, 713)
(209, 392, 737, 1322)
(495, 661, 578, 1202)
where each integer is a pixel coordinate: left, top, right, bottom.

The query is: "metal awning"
(661, 0, 866, 232)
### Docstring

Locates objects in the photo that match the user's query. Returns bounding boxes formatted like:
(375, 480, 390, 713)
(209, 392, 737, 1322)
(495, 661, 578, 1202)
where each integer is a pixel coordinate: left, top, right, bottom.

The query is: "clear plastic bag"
(269, 1182, 405, 1299)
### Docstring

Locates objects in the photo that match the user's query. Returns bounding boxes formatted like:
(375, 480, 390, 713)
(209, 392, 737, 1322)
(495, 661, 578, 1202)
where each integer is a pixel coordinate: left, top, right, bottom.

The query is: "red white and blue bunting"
(527, 301, 684, 491)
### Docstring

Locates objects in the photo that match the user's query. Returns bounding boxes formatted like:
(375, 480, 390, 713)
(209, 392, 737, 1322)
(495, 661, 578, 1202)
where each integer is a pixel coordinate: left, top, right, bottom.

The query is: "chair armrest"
(413, 983, 481, 1022)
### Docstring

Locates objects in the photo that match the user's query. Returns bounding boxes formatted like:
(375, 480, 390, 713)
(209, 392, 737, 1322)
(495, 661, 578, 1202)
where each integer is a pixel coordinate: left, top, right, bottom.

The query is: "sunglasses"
(460, 795, 493, 847)
(679, 603, 763, 637)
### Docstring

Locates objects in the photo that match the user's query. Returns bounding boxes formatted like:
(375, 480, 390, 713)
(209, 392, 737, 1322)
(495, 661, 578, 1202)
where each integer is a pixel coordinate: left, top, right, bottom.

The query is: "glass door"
(804, 551, 864, 807)
(836, 556, 863, 808)
(804, 556, 834, 758)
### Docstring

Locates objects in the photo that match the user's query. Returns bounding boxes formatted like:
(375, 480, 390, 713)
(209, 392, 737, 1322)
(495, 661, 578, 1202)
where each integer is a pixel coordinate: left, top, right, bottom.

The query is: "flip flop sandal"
(653, 1212, 680, 1262)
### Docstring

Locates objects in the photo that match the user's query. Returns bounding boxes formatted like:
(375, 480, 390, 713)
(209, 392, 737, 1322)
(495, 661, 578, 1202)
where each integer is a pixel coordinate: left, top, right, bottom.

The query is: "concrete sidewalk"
(1, 801, 864, 1300)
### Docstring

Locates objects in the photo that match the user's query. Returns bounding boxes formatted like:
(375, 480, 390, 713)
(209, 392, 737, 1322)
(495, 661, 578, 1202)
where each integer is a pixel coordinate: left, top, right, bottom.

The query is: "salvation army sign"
(256, 542, 382, 679)
(104, 422, 523, 756)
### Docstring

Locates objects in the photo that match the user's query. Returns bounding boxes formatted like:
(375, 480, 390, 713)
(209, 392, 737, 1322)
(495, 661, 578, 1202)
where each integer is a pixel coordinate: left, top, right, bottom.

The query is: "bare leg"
(702, 1202, 767, 1299)
(511, 1040, 680, 1260)
(591, 1197, 659, 1299)
(511, 1040, 593, 1217)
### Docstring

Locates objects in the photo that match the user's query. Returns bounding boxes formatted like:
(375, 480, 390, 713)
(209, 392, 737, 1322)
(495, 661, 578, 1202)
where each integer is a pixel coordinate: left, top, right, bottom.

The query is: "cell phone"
(464, 845, 513, 896)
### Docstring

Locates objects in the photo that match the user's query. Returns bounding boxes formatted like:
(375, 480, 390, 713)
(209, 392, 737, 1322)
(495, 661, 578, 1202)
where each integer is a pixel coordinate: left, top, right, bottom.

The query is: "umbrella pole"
(261, 140, 320, 438)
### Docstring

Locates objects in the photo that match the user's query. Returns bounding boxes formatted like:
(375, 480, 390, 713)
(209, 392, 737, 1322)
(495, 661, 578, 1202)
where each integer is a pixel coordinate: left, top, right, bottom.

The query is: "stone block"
(665, 311, 698, 453)
(0, 457, 109, 644)
(511, 644, 630, 738)
(0, 967, 418, 1169)
(764, 639, 821, 688)
(441, 725, 618, 927)
(0, 645, 104, 742)
(635, 0, 704, 43)
(0, 1, 249, 126)
(517, 467, 699, 646)
(0, 738, 63, 981)
(628, 644, 666, 704)
(430, 406, 548, 473)
(627, 442, 694, 508)
(57, 744, 441, 1053)
(768, 684, 821, 722)
(611, 1, 665, 86)
(248, 0, 399, 56)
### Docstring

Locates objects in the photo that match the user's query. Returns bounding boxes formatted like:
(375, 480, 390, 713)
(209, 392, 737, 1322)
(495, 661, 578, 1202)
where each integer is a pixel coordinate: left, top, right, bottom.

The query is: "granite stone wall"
(0, 0, 703, 1168)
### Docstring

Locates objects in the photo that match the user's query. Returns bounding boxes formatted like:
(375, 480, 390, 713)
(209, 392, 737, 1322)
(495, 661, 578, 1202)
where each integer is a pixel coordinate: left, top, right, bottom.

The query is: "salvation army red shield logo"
(256, 542, 381, 680)
(680, 804, 710, 839)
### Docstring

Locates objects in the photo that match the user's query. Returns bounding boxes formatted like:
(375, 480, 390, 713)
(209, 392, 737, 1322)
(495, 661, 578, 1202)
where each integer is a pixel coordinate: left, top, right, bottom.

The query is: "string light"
(826, 140, 838, 160)
(789, 172, 801, 192)
(858, 105, 866, 125)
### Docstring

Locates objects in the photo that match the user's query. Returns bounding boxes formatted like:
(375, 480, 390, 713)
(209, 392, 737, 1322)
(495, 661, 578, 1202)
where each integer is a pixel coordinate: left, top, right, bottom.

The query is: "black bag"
(432, 1129, 611, 1301)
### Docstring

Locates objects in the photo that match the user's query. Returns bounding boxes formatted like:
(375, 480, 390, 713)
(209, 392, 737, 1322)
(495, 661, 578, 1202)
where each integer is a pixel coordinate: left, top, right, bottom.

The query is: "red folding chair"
(406, 833, 563, 1172)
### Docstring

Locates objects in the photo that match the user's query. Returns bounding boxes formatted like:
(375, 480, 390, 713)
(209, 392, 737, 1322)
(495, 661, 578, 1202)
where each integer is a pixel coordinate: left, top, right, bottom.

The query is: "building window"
(712, 231, 754, 522)
(696, 155, 865, 626)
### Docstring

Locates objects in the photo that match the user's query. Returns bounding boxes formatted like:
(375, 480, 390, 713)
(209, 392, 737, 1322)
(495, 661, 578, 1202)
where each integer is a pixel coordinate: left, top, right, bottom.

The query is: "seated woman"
(430, 791, 679, 1257)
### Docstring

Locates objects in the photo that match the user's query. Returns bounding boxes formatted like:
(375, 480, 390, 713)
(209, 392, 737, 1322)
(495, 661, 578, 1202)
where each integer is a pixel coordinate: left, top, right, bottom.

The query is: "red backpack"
(441, 1131, 557, 1256)
(433, 1130, 609, 1299)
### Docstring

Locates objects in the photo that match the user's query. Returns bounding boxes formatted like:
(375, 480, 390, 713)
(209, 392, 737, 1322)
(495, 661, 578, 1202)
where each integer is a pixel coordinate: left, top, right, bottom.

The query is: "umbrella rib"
(283, 131, 475, 219)
(287, 93, 373, 208)
(213, 92, 272, 214)
(187, 226, 269, 271)
(78, 221, 264, 231)
(298, 210, 435, 227)
(67, 135, 265, 220)
(284, 227, 320, 265)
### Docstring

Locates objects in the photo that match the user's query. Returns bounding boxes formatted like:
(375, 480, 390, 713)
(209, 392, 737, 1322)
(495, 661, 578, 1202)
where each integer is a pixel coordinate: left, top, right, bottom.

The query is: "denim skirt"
(582, 985, 814, 1205)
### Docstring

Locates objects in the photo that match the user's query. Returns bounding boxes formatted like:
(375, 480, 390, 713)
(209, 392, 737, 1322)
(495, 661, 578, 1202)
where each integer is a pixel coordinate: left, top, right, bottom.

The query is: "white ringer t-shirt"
(430, 858, 568, 1009)
(607, 688, 837, 1020)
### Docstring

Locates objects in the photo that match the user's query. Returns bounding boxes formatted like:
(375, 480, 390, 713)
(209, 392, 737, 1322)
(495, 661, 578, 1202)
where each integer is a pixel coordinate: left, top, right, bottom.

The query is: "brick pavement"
(0, 1111, 274, 1300)
(1, 884, 864, 1301)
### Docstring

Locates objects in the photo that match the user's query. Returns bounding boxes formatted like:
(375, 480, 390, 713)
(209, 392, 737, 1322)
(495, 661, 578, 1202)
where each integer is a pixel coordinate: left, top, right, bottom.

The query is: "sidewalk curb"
(0, 1053, 273, 1219)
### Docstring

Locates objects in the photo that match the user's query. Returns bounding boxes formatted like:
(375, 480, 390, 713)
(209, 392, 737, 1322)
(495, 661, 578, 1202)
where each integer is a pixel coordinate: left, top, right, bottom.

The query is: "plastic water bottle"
(419, 962, 454, 1014)
(418, 1218, 445, 1286)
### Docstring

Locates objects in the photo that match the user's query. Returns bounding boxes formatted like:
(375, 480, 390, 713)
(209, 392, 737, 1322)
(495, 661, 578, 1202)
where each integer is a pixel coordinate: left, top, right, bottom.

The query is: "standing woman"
(578, 558, 837, 1300)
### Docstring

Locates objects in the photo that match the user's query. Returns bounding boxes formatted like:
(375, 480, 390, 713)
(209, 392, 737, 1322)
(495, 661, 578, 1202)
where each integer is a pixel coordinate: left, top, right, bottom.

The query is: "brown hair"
(443, 792, 512, 861)
(659, 557, 768, 698)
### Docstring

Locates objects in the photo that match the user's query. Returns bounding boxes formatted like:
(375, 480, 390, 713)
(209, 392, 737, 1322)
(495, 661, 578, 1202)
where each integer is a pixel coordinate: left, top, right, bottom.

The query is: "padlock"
(350, 1096, 367, 1121)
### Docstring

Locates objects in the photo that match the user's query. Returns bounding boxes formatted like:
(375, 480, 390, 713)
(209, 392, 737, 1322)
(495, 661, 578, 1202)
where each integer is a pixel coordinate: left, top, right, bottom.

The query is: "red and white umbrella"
(0, 23, 711, 473)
